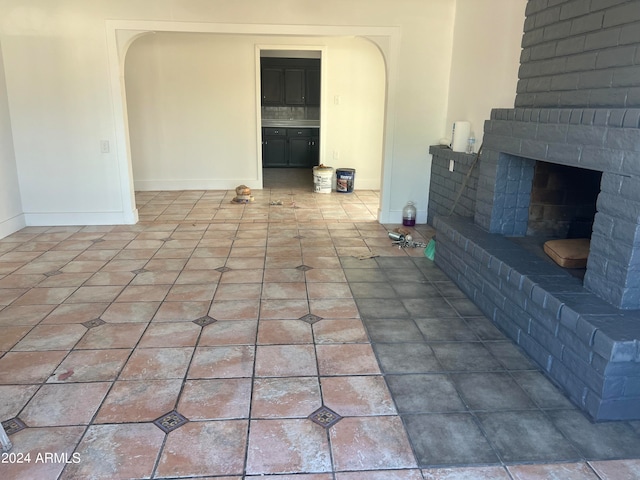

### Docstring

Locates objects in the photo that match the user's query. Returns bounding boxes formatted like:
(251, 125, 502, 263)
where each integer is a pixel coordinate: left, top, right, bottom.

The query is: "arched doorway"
(106, 21, 398, 223)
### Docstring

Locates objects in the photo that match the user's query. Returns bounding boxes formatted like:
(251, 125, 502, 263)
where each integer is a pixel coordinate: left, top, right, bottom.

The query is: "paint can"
(336, 168, 355, 193)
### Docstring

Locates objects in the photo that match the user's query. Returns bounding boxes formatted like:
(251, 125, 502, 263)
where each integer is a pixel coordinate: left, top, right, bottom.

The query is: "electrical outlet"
(100, 140, 110, 154)
(449, 159, 455, 172)
(334, 95, 340, 105)
(333, 150, 339, 159)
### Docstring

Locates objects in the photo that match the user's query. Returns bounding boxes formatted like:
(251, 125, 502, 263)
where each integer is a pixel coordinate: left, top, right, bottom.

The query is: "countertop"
(261, 119, 320, 128)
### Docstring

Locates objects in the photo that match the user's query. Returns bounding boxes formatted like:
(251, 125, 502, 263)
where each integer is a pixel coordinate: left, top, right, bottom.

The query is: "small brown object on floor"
(57, 369, 75, 381)
(394, 227, 411, 236)
(356, 253, 379, 260)
(235, 185, 251, 196)
(232, 185, 254, 203)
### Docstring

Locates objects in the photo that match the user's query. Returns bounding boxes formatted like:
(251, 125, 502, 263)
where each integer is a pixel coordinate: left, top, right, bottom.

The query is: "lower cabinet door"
(288, 137, 312, 167)
(309, 136, 319, 166)
(262, 137, 288, 167)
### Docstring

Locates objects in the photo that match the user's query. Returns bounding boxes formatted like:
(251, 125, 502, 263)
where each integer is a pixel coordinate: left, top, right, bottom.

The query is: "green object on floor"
(424, 238, 436, 261)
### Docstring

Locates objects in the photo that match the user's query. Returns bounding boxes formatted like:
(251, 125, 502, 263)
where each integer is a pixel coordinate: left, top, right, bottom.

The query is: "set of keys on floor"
(388, 231, 428, 249)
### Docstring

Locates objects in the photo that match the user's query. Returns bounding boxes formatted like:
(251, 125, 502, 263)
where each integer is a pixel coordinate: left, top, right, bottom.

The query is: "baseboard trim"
(135, 179, 262, 191)
(0, 213, 27, 240)
(24, 209, 138, 227)
(134, 178, 381, 191)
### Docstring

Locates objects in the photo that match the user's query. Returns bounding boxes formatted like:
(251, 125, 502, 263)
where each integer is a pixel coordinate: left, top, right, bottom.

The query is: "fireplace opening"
(509, 160, 602, 280)
(528, 161, 602, 239)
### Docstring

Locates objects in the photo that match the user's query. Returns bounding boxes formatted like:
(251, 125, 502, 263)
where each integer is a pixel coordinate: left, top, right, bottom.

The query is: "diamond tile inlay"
(296, 265, 313, 272)
(44, 270, 62, 277)
(308, 406, 342, 428)
(92, 238, 105, 243)
(153, 410, 188, 433)
(82, 318, 106, 329)
(131, 268, 149, 275)
(215, 266, 232, 273)
(2, 417, 26, 436)
(299, 313, 323, 325)
(193, 316, 218, 327)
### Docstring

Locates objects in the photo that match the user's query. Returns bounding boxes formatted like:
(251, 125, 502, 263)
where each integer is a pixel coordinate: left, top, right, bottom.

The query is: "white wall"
(125, 34, 385, 191)
(126, 33, 262, 190)
(1, 5, 127, 226)
(0, 38, 24, 238)
(0, 0, 525, 227)
(445, 0, 526, 150)
(323, 37, 385, 190)
(0, 0, 457, 225)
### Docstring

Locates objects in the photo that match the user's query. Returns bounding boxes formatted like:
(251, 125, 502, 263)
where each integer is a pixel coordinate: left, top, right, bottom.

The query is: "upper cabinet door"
(284, 68, 306, 105)
(261, 67, 284, 105)
(305, 67, 321, 106)
(261, 58, 320, 107)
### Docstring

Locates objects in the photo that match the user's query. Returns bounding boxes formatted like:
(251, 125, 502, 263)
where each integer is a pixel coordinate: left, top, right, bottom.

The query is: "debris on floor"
(57, 369, 75, 381)
(388, 230, 428, 249)
(424, 237, 436, 260)
(231, 185, 254, 203)
(393, 227, 411, 236)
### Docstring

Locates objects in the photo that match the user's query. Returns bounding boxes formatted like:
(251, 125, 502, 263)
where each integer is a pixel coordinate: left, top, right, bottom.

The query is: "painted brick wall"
(429, 0, 640, 420)
(517, 0, 640, 108)
(427, 146, 479, 224)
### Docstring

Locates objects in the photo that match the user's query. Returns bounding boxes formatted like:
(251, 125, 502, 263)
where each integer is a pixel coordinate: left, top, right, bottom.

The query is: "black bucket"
(336, 168, 355, 193)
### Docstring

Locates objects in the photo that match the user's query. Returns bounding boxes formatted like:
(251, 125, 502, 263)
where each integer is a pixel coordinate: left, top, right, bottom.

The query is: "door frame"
(256, 45, 325, 181)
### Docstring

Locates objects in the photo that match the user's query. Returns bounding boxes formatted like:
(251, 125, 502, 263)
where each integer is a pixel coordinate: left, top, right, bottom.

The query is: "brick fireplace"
(477, 105, 640, 309)
(429, 0, 640, 421)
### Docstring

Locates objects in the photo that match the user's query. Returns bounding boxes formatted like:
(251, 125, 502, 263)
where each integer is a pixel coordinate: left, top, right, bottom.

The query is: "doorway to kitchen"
(260, 50, 321, 189)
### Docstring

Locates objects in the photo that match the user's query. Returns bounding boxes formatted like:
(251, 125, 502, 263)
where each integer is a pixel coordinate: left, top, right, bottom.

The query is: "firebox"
(527, 161, 601, 239)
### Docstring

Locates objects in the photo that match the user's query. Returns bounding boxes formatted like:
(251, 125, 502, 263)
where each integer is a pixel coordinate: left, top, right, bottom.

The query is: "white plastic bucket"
(313, 166, 333, 193)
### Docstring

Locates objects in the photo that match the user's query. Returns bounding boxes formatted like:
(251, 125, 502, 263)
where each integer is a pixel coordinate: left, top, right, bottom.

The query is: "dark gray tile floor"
(262, 167, 313, 189)
(341, 253, 640, 468)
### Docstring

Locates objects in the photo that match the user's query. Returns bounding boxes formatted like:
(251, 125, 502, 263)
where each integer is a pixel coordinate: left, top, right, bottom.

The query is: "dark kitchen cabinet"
(261, 67, 284, 105)
(262, 128, 287, 167)
(288, 128, 318, 167)
(288, 137, 312, 167)
(309, 131, 319, 159)
(305, 67, 321, 106)
(260, 58, 320, 107)
(262, 127, 319, 168)
(284, 68, 306, 105)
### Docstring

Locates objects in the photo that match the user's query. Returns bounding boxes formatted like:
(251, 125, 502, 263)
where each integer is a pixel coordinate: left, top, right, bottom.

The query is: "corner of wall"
(0, 36, 25, 240)
(0, 214, 26, 240)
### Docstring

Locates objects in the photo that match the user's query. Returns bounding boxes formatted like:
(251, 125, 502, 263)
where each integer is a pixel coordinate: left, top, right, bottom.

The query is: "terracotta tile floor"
(0, 187, 639, 479)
